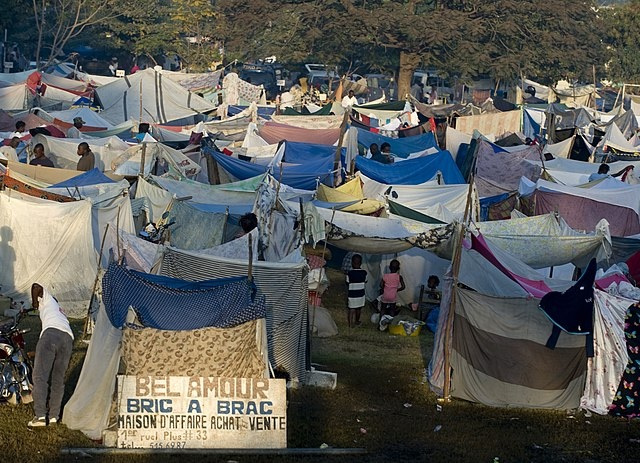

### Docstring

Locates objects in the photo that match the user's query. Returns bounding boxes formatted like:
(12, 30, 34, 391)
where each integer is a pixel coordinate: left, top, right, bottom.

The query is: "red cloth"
(627, 251, 640, 284)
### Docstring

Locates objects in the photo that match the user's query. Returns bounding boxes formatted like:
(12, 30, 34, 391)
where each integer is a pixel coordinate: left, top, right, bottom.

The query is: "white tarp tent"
(32, 134, 130, 172)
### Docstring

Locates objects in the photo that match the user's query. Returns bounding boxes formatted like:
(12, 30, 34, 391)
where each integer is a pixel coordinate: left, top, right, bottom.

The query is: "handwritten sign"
(116, 376, 287, 449)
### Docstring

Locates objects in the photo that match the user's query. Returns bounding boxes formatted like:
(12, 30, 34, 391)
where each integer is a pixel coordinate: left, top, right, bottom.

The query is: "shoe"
(49, 417, 58, 425)
(27, 416, 48, 428)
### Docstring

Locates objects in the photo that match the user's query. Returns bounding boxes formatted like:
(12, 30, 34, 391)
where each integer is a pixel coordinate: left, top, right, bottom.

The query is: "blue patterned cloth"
(102, 263, 266, 329)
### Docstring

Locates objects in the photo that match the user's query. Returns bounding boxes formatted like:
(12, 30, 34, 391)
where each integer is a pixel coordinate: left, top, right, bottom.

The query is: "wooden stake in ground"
(82, 223, 110, 339)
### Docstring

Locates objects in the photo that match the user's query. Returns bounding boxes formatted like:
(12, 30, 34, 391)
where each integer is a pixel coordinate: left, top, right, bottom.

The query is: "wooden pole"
(592, 65, 597, 110)
(140, 142, 147, 176)
(139, 79, 143, 125)
(82, 223, 110, 338)
(442, 175, 474, 399)
(247, 233, 253, 281)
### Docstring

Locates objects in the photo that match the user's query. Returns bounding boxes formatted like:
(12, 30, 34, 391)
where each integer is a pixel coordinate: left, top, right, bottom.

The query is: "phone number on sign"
(149, 442, 186, 449)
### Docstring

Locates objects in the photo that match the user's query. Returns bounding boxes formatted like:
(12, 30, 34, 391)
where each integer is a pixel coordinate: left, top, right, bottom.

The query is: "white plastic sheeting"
(111, 142, 201, 177)
(95, 68, 215, 125)
(0, 84, 27, 110)
(33, 134, 130, 172)
(0, 190, 97, 317)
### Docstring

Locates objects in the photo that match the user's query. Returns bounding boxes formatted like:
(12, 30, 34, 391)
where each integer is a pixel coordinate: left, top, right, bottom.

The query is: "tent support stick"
(140, 142, 147, 177)
(82, 223, 110, 339)
(442, 176, 474, 399)
(247, 233, 253, 281)
(335, 110, 350, 175)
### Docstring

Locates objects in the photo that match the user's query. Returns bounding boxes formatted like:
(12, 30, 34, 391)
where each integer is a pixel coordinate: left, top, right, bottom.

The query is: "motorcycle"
(0, 309, 34, 405)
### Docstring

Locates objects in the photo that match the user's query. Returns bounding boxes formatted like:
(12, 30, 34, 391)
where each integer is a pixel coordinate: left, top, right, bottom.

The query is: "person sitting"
(27, 283, 74, 427)
(341, 90, 358, 109)
(235, 212, 258, 238)
(588, 163, 628, 183)
(29, 143, 54, 167)
(135, 123, 151, 143)
(76, 142, 95, 171)
(425, 275, 441, 301)
(0, 137, 21, 162)
(66, 117, 84, 139)
(371, 142, 394, 164)
(365, 143, 380, 159)
(12, 120, 26, 138)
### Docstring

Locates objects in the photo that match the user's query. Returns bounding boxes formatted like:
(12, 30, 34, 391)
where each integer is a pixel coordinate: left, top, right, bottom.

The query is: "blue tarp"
(479, 193, 510, 221)
(228, 105, 276, 119)
(283, 140, 343, 164)
(207, 148, 334, 190)
(524, 110, 541, 139)
(355, 151, 464, 185)
(355, 128, 439, 158)
(50, 168, 116, 188)
(102, 262, 266, 329)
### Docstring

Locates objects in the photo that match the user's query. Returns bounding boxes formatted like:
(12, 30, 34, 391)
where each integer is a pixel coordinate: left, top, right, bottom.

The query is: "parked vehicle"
(0, 309, 34, 405)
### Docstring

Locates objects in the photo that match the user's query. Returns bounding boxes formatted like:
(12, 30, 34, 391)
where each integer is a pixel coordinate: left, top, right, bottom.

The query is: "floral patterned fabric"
(121, 320, 266, 378)
(610, 302, 640, 418)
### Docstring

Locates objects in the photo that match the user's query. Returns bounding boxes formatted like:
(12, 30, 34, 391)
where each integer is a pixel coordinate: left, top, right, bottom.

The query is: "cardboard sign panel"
(116, 376, 287, 449)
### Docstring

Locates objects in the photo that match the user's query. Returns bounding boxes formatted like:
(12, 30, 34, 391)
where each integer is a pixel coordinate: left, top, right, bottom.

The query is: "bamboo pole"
(247, 233, 253, 281)
(140, 142, 147, 176)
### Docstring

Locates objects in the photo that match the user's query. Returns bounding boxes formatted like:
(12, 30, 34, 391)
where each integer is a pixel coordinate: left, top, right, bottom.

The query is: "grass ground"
(1, 267, 639, 462)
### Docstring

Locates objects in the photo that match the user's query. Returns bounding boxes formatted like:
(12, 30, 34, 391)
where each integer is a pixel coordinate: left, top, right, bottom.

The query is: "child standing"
(346, 254, 367, 328)
(380, 259, 406, 320)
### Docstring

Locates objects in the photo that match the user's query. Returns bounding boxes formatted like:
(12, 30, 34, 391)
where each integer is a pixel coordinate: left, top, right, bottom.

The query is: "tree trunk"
(397, 51, 420, 101)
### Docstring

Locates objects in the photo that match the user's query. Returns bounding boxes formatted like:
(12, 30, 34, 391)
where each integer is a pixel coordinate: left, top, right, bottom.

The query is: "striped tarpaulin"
(159, 248, 309, 383)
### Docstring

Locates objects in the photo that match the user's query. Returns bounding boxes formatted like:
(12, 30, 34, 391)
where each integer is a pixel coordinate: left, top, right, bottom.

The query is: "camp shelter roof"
(270, 114, 344, 129)
(111, 142, 201, 177)
(520, 176, 640, 236)
(527, 156, 640, 185)
(599, 121, 639, 153)
(355, 100, 406, 112)
(316, 177, 384, 215)
(51, 168, 115, 188)
(160, 69, 222, 92)
(33, 133, 130, 172)
(48, 107, 114, 130)
(601, 109, 639, 139)
(282, 104, 333, 116)
(546, 104, 594, 130)
(0, 83, 27, 111)
(0, 71, 34, 84)
(355, 128, 439, 158)
(413, 100, 475, 119)
(94, 68, 216, 125)
(355, 150, 463, 185)
(281, 140, 338, 164)
(207, 148, 334, 190)
(0, 109, 15, 131)
(41, 73, 91, 94)
(476, 213, 610, 269)
(454, 109, 522, 138)
(258, 121, 340, 145)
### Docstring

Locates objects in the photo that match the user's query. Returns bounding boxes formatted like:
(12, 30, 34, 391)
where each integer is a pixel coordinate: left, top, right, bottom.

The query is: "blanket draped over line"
(102, 263, 266, 329)
(122, 320, 266, 378)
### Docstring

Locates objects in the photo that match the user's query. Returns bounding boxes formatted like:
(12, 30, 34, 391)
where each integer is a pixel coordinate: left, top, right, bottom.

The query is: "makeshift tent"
(33, 133, 130, 172)
(0, 189, 97, 317)
(111, 142, 201, 177)
(159, 247, 309, 383)
(259, 121, 340, 145)
(94, 68, 215, 125)
(355, 150, 464, 185)
(207, 148, 335, 190)
(476, 213, 611, 269)
(455, 110, 522, 138)
(355, 128, 439, 158)
(50, 168, 115, 188)
(316, 177, 384, 215)
(520, 177, 640, 236)
(359, 172, 478, 223)
(270, 114, 344, 129)
(474, 139, 541, 198)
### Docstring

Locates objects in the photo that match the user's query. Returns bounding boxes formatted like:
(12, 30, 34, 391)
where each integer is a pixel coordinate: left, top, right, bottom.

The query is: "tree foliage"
(602, 0, 640, 82)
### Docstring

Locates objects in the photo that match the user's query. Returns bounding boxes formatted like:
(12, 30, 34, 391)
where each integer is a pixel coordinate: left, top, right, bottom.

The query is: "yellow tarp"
(317, 177, 384, 215)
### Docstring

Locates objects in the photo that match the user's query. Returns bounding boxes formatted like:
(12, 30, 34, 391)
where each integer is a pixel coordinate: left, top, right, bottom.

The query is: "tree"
(32, 0, 125, 69)
(603, 0, 640, 82)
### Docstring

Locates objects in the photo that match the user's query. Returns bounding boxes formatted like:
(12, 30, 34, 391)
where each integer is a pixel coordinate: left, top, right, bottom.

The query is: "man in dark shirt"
(29, 143, 54, 167)
(371, 142, 394, 164)
(76, 142, 95, 171)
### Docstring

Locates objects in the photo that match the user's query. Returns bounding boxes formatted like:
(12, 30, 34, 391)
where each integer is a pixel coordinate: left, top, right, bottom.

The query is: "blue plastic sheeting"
(523, 110, 541, 139)
(355, 150, 465, 185)
(355, 128, 439, 157)
(102, 262, 266, 329)
(283, 140, 344, 164)
(51, 168, 116, 188)
(207, 148, 335, 190)
(228, 105, 276, 119)
(479, 193, 510, 221)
